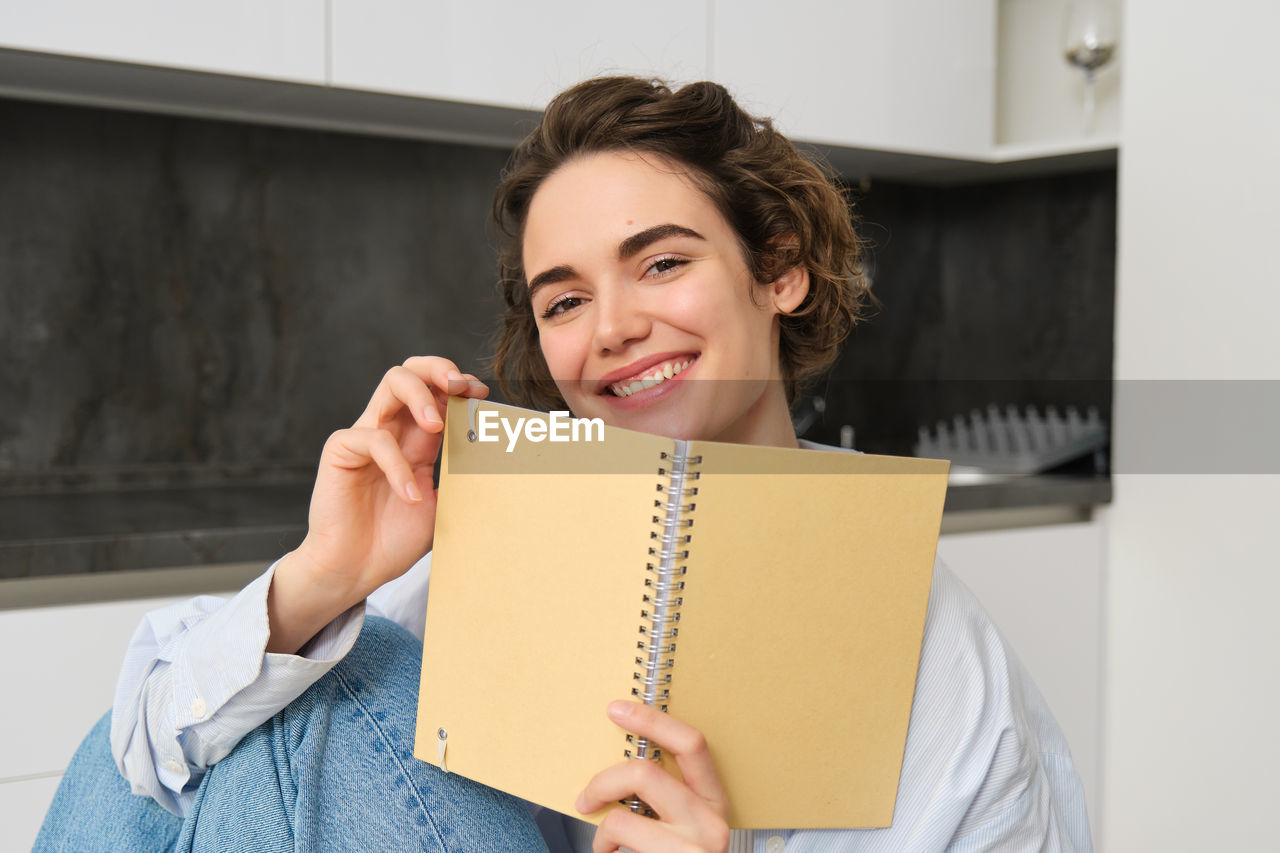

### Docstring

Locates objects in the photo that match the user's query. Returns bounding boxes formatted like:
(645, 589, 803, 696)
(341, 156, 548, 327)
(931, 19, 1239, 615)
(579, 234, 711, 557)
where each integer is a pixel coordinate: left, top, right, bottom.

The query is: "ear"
(770, 260, 810, 315)
(764, 234, 809, 314)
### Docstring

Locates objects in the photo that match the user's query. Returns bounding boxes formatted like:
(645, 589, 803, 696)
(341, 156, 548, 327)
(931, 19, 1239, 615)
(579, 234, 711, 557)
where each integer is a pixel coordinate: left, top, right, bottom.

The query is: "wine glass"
(1062, 0, 1118, 134)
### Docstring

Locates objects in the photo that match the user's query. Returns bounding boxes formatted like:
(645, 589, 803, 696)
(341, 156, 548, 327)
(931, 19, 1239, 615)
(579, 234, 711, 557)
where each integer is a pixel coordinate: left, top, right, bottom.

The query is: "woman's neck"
(707, 381, 800, 449)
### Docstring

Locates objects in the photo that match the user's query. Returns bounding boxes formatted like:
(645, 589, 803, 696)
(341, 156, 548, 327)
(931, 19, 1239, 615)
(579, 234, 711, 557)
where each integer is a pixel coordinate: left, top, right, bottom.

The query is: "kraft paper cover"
(414, 399, 948, 829)
(670, 440, 945, 828)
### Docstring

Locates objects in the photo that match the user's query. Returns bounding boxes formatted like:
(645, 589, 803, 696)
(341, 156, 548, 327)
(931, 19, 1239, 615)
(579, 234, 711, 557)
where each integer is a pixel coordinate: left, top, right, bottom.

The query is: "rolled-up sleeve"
(109, 561, 365, 816)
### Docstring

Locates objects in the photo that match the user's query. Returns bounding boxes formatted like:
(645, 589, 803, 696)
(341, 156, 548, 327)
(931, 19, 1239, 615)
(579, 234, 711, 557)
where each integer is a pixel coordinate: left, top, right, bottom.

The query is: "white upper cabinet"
(0, 0, 1114, 174)
(0, 0, 327, 84)
(329, 0, 709, 110)
(713, 0, 997, 158)
(995, 0, 1121, 155)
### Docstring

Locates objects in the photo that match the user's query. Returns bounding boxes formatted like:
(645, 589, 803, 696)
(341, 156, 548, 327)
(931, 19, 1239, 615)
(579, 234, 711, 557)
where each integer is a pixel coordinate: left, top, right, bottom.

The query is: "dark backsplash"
(1, 97, 1116, 486)
(1, 97, 511, 488)
(803, 171, 1116, 455)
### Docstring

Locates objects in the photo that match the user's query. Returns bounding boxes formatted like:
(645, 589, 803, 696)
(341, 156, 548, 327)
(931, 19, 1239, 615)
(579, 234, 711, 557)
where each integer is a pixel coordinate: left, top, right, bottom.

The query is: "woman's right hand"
(266, 356, 488, 653)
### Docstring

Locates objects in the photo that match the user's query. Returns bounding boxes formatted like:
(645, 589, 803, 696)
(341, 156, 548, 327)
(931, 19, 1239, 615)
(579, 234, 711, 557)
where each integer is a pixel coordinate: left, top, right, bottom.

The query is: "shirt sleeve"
(942, 646, 1092, 852)
(365, 552, 431, 641)
(110, 558, 386, 817)
(893, 558, 1093, 852)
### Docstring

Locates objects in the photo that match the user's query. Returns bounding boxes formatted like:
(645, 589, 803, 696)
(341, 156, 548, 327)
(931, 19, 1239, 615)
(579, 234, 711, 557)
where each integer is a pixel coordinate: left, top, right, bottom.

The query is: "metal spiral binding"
(623, 442, 701, 816)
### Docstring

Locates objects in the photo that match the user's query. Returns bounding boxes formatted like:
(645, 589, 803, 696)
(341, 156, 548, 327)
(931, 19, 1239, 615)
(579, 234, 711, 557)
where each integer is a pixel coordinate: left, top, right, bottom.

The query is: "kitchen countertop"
(0, 485, 311, 580)
(942, 474, 1110, 513)
(0, 475, 1111, 583)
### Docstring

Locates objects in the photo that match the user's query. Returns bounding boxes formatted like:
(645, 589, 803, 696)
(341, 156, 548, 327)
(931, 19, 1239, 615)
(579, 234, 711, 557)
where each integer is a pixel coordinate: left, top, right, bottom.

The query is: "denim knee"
(35, 712, 182, 852)
(340, 614, 424, 686)
(181, 613, 549, 851)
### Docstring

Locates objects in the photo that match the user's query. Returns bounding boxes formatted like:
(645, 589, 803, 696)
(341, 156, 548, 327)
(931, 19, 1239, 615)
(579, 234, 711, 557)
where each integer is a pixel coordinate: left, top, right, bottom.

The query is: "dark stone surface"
(802, 171, 1117, 457)
(0, 97, 510, 480)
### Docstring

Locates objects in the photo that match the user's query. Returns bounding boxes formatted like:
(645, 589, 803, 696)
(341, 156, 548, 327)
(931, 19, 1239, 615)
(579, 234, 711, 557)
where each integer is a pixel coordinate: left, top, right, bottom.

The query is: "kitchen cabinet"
(0, 0, 1116, 181)
(713, 0, 997, 159)
(937, 519, 1104, 830)
(0, 776, 60, 853)
(0, 0, 327, 84)
(329, 0, 709, 110)
(0, 593, 212, 850)
(994, 0, 1121, 155)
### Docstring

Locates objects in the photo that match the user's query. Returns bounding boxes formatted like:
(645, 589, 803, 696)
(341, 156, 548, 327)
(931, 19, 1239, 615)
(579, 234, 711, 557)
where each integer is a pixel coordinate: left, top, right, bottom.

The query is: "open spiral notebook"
(414, 398, 949, 830)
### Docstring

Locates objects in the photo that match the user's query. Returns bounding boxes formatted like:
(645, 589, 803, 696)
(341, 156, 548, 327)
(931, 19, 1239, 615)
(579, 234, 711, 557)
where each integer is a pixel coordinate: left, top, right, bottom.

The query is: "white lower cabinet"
(0, 594, 201, 848)
(0, 774, 63, 852)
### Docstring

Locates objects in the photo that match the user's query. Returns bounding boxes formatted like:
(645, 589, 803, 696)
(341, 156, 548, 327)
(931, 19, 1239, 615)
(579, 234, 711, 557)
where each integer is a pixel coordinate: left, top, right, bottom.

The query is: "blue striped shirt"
(112, 556, 1091, 851)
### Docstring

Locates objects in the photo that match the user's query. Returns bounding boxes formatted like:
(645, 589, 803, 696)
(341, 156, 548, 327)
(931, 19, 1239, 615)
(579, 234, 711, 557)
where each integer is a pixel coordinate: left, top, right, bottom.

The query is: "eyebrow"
(527, 223, 706, 296)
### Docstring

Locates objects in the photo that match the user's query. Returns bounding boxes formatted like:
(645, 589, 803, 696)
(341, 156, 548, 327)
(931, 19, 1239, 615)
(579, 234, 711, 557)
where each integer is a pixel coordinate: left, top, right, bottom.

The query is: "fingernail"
(447, 370, 464, 382)
(406, 481, 423, 502)
(424, 407, 442, 425)
(574, 791, 587, 812)
(607, 701, 632, 719)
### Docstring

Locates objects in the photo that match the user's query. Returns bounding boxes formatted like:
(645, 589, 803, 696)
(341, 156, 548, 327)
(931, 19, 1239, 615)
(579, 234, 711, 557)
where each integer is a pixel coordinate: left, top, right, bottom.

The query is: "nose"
(590, 282, 651, 354)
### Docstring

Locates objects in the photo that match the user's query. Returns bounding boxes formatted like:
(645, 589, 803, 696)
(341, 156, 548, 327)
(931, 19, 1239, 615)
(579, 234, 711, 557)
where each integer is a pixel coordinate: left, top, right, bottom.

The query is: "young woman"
(39, 77, 1091, 852)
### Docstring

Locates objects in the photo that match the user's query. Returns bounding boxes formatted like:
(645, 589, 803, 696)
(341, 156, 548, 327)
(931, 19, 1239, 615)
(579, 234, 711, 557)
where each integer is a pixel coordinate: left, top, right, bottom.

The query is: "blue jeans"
(35, 616, 551, 852)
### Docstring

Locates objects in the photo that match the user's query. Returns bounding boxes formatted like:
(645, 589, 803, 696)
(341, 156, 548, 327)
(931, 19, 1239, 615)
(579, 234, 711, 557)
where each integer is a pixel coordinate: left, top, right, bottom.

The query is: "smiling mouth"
(606, 356, 699, 397)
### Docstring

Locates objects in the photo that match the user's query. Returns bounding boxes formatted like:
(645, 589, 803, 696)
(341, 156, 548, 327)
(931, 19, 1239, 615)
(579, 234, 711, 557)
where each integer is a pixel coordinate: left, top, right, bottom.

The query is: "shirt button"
(766, 836, 785, 853)
(164, 758, 184, 774)
(190, 697, 207, 719)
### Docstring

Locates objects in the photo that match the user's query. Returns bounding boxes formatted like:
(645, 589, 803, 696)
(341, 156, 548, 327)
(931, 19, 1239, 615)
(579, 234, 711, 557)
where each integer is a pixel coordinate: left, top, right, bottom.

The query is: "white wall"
(1104, 1, 1280, 849)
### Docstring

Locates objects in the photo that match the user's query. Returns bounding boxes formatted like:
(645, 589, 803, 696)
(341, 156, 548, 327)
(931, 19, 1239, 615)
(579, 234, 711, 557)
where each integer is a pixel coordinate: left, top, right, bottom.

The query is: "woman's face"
(522, 150, 808, 446)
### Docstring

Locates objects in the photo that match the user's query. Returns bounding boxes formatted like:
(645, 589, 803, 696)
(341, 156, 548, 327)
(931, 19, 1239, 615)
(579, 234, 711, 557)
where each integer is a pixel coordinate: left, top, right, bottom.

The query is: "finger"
(357, 358, 487, 431)
(419, 371, 488, 428)
(398, 359, 489, 427)
(592, 808, 700, 853)
(459, 372, 491, 397)
(577, 757, 710, 828)
(356, 365, 439, 433)
(400, 356, 489, 398)
(607, 701, 729, 812)
(371, 365, 449, 433)
(392, 364, 488, 427)
(324, 427, 424, 504)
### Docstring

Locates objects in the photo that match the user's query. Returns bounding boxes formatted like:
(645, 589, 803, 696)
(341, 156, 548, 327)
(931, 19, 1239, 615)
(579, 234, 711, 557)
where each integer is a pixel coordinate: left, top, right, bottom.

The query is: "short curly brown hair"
(491, 76, 871, 410)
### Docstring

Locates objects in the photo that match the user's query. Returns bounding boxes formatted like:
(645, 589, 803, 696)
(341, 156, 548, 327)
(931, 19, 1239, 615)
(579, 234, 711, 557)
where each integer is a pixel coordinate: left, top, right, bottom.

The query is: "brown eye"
(541, 295, 584, 319)
(646, 257, 689, 277)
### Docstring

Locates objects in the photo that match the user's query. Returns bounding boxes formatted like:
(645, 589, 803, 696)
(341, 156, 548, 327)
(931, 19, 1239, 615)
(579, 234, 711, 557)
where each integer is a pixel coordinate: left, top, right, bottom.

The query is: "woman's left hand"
(576, 701, 731, 853)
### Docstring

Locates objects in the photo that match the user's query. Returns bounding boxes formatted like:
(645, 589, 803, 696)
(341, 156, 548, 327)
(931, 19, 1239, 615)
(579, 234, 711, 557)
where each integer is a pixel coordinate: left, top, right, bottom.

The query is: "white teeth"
(610, 358, 696, 397)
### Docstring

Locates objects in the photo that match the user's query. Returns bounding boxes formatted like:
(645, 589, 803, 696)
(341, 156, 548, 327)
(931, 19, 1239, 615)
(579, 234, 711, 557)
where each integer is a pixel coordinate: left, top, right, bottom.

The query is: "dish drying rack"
(913, 404, 1107, 476)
